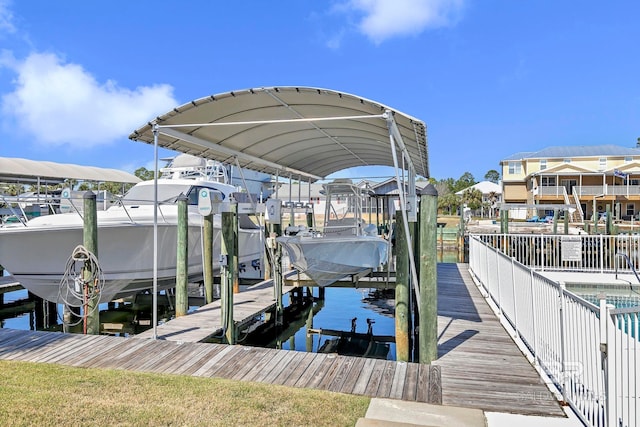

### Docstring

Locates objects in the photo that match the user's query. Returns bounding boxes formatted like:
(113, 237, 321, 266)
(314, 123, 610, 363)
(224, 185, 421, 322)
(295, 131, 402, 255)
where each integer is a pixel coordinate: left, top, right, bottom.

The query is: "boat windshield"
(121, 183, 192, 205)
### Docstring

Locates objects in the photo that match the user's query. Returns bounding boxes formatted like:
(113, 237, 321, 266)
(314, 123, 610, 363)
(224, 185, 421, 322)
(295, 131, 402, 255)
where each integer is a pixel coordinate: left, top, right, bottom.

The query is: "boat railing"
(469, 235, 640, 427)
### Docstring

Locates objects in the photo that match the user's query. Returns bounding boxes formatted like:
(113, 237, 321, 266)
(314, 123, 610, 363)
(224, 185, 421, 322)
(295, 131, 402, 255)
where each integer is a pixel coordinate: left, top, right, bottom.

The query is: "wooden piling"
(273, 222, 283, 325)
(552, 210, 558, 234)
(221, 202, 237, 344)
(232, 205, 239, 294)
(175, 194, 188, 317)
(606, 204, 612, 235)
(203, 214, 214, 304)
(419, 184, 438, 364)
(395, 214, 410, 362)
(83, 191, 99, 335)
(564, 210, 569, 235)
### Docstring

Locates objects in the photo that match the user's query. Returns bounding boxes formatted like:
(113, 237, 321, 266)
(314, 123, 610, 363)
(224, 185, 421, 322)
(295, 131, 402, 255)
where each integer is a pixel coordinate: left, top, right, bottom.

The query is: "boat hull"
(0, 217, 263, 304)
(277, 235, 389, 287)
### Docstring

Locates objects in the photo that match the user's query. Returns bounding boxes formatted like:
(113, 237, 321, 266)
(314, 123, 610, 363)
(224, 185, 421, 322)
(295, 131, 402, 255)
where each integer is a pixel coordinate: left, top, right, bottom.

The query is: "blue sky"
(0, 1, 638, 183)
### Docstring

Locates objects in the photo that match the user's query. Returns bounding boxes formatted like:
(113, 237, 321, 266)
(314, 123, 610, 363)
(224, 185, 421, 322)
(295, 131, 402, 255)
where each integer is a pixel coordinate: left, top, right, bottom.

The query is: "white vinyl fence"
(469, 235, 639, 427)
(474, 233, 640, 274)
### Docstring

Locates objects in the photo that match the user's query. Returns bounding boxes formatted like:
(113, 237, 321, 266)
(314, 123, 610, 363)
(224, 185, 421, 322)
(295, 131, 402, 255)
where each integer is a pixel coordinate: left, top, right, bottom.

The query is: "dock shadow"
(437, 328, 479, 358)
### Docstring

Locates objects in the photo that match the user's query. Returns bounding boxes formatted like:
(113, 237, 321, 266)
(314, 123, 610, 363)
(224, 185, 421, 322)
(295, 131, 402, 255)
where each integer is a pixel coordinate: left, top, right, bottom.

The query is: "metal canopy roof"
(129, 86, 428, 182)
(0, 157, 142, 185)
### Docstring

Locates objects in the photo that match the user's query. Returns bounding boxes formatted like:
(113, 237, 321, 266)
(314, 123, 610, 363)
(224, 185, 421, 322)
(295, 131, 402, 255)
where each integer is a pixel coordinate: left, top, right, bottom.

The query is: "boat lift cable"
(57, 244, 104, 327)
(386, 113, 421, 310)
(233, 157, 256, 210)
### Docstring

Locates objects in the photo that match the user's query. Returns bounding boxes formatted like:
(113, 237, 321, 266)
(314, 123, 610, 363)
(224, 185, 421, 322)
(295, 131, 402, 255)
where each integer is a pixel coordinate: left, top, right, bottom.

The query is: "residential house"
(500, 142, 640, 221)
(455, 181, 502, 218)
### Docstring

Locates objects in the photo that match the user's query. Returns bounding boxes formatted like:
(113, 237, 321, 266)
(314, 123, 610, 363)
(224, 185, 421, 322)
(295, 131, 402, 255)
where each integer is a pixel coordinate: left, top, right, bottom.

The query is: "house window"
(540, 159, 547, 170)
(625, 156, 633, 163)
(627, 203, 635, 217)
(541, 176, 556, 186)
(508, 162, 522, 174)
(599, 158, 607, 170)
(630, 179, 640, 186)
(563, 159, 571, 163)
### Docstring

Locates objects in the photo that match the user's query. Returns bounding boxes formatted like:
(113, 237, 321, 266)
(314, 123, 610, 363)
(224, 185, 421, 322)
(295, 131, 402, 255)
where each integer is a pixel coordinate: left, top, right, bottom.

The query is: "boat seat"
(324, 218, 359, 236)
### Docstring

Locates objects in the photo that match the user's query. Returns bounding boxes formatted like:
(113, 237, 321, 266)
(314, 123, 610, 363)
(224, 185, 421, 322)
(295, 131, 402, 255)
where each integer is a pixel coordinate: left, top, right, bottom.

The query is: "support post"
(83, 191, 99, 335)
(395, 214, 410, 362)
(203, 213, 214, 304)
(232, 204, 239, 294)
(273, 222, 283, 325)
(221, 202, 238, 344)
(419, 184, 438, 364)
(606, 204, 612, 235)
(552, 209, 558, 234)
(458, 208, 465, 263)
(264, 224, 272, 281)
(564, 210, 569, 235)
(175, 194, 189, 317)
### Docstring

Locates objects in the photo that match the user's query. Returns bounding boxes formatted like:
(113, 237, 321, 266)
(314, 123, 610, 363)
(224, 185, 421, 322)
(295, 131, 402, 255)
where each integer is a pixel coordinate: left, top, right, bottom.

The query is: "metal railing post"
(495, 246, 502, 320)
(600, 234, 604, 274)
(559, 281, 568, 403)
(529, 268, 538, 366)
(511, 257, 518, 339)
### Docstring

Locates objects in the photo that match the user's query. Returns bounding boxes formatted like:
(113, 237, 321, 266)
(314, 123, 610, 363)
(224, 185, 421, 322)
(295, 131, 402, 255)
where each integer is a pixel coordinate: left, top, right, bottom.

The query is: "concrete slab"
(485, 409, 584, 427)
(364, 398, 486, 427)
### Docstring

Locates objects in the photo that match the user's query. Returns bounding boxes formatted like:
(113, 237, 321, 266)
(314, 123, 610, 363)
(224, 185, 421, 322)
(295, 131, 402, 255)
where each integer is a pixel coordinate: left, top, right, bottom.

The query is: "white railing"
(474, 233, 640, 274)
(469, 235, 640, 427)
(576, 184, 640, 197)
(539, 186, 568, 197)
(572, 186, 585, 223)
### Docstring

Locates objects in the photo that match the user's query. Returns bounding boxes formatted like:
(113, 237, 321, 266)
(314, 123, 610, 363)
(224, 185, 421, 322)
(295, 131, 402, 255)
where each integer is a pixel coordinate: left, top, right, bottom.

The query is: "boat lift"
(128, 87, 430, 355)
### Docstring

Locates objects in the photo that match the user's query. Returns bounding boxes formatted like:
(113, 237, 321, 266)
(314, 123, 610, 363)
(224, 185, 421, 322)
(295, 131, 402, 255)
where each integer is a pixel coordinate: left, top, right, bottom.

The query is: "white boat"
(0, 154, 264, 304)
(276, 179, 389, 287)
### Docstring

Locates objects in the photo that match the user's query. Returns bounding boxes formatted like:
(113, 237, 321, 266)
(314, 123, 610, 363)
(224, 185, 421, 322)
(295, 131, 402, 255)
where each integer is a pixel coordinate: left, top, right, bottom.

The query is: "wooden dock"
(0, 264, 566, 416)
(135, 275, 295, 342)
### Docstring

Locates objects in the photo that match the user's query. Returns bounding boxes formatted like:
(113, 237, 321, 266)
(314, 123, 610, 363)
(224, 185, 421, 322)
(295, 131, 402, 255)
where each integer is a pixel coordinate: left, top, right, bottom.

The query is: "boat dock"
(0, 264, 565, 416)
(134, 276, 295, 342)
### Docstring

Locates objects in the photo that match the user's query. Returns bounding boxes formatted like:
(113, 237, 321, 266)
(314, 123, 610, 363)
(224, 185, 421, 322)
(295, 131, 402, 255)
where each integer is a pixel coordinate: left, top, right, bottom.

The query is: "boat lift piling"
(175, 194, 189, 317)
(419, 184, 438, 364)
(221, 202, 238, 344)
(395, 214, 410, 362)
(203, 213, 215, 303)
(83, 191, 99, 335)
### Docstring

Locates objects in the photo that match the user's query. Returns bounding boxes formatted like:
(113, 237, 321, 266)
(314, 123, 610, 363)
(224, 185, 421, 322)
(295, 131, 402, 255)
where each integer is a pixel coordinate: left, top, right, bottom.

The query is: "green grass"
(0, 360, 369, 426)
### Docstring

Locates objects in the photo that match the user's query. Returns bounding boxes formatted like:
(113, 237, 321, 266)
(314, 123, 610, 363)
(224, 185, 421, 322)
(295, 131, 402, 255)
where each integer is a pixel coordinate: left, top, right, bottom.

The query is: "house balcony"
(538, 185, 640, 198)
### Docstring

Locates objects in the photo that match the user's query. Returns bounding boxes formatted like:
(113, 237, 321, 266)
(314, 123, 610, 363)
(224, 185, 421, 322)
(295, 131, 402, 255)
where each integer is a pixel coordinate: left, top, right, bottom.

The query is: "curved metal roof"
(0, 157, 141, 184)
(129, 86, 428, 182)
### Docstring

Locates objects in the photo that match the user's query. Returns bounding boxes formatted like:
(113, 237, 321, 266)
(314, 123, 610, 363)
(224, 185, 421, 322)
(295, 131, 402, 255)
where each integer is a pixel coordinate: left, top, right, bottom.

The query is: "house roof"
(502, 144, 640, 162)
(0, 157, 141, 185)
(129, 86, 428, 182)
(455, 181, 502, 195)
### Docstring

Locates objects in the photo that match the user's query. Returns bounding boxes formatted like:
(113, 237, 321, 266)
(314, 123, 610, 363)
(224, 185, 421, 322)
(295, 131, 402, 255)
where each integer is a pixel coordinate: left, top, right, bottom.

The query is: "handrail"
(614, 251, 640, 284)
(571, 187, 584, 222)
(0, 194, 28, 226)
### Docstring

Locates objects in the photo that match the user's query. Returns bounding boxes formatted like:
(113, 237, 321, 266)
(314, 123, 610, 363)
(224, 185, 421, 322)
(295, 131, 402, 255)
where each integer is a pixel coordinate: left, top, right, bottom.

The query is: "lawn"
(0, 360, 369, 426)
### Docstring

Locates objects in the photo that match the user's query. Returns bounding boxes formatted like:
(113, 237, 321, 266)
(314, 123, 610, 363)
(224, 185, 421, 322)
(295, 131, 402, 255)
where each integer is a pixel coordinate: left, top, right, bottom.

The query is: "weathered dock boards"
(434, 264, 564, 416)
(0, 264, 566, 416)
(0, 327, 442, 404)
(135, 278, 294, 342)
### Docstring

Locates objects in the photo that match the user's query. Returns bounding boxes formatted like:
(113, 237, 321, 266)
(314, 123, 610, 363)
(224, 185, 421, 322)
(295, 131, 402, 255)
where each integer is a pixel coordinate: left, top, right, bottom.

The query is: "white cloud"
(1, 51, 178, 148)
(0, 0, 16, 34)
(345, 0, 464, 43)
